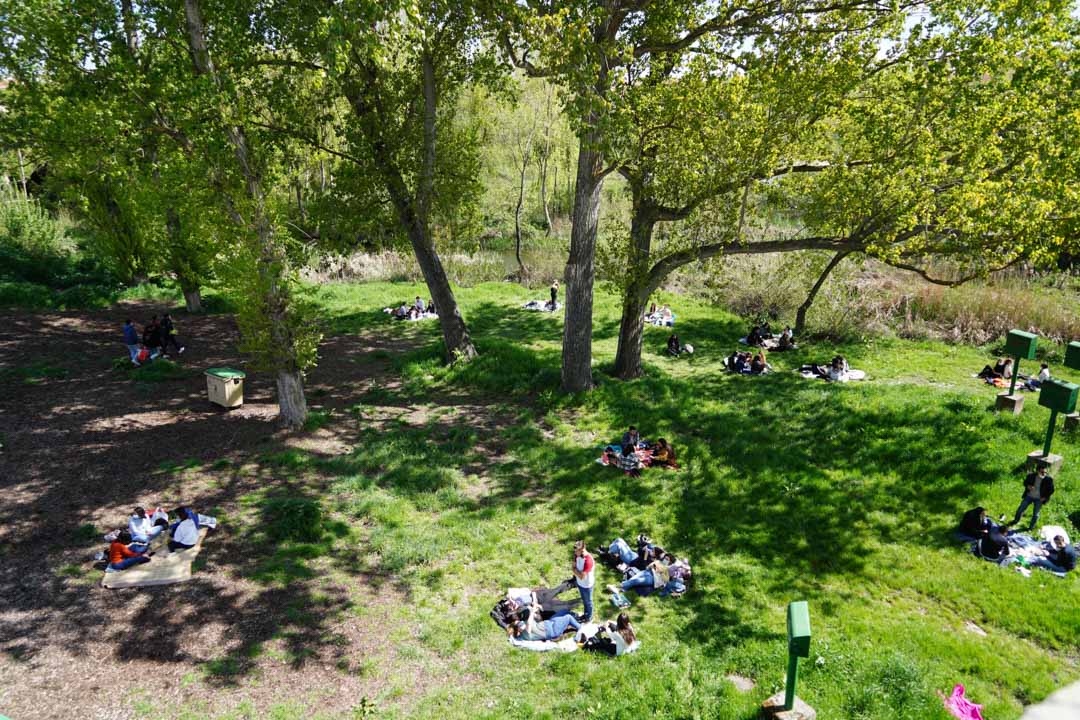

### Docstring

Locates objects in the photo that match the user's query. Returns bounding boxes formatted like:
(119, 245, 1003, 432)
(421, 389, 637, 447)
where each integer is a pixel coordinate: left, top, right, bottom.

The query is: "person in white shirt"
(128, 507, 166, 544)
(572, 540, 595, 622)
(579, 612, 637, 656)
(169, 507, 200, 551)
(1026, 363, 1051, 390)
(414, 296, 426, 312)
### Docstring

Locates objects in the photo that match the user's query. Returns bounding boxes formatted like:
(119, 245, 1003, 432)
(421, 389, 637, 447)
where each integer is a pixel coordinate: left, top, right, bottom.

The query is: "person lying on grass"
(604, 536, 667, 571)
(507, 613, 581, 641)
(578, 613, 637, 657)
(1029, 535, 1077, 574)
(106, 530, 151, 572)
(504, 581, 581, 621)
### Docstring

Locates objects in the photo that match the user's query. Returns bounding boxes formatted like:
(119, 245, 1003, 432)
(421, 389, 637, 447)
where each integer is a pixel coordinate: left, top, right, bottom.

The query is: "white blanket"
(523, 300, 561, 312)
(799, 368, 866, 382)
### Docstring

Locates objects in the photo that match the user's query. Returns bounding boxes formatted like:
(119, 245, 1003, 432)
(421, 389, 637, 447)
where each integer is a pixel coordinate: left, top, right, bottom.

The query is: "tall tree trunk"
(165, 206, 203, 313)
(183, 0, 307, 428)
(795, 250, 849, 335)
(514, 129, 534, 279)
(561, 131, 604, 392)
(182, 286, 203, 313)
(613, 202, 657, 379)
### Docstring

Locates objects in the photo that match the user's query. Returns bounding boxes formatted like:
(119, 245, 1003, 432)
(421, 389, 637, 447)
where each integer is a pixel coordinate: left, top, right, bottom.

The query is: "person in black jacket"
(960, 507, 992, 538)
(159, 313, 185, 356)
(977, 525, 1011, 561)
(1009, 465, 1055, 531)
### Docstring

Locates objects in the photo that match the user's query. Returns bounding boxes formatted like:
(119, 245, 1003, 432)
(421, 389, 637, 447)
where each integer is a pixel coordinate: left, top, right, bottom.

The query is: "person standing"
(572, 540, 595, 622)
(122, 319, 141, 366)
(550, 280, 559, 308)
(1010, 465, 1055, 531)
(160, 313, 185, 356)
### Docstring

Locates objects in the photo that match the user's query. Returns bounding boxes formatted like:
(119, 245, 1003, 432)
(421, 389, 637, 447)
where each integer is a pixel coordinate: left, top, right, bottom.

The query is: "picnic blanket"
(523, 300, 561, 312)
(102, 526, 209, 589)
(972, 530, 1072, 579)
(738, 336, 784, 350)
(645, 313, 675, 327)
(798, 368, 866, 382)
(971, 374, 1034, 391)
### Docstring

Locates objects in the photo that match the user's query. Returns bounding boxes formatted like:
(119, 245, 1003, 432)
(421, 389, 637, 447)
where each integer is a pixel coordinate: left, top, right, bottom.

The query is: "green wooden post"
(1004, 330, 1038, 396)
(1038, 380, 1078, 456)
(785, 601, 812, 711)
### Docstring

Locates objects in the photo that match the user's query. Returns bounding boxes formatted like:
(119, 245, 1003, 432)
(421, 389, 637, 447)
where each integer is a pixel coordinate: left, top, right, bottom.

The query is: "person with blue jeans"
(508, 613, 581, 641)
(128, 507, 165, 545)
(123, 319, 141, 365)
(572, 540, 595, 622)
(106, 531, 150, 572)
(609, 538, 639, 565)
(1010, 466, 1054, 531)
(1030, 535, 1077, 574)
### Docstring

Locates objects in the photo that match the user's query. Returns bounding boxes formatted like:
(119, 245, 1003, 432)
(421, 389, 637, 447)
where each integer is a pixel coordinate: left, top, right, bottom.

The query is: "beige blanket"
(102, 526, 210, 589)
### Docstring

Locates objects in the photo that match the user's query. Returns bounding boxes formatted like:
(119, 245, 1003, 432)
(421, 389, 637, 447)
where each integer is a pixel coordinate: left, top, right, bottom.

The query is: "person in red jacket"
(107, 531, 150, 572)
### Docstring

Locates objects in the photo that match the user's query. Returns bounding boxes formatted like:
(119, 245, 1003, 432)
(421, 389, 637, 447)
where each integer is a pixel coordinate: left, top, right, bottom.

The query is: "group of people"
(745, 324, 795, 351)
(977, 358, 1051, 391)
(122, 314, 185, 366)
(389, 296, 438, 319)
(602, 426, 679, 476)
(600, 534, 692, 598)
(960, 465, 1075, 574)
(105, 506, 209, 572)
(645, 304, 675, 327)
(502, 540, 638, 656)
(727, 349, 771, 375)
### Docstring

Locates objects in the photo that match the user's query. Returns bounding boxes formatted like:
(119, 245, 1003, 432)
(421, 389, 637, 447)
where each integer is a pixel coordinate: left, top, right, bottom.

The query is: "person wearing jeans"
(573, 540, 595, 622)
(106, 531, 150, 572)
(508, 612, 580, 641)
(1030, 535, 1077, 574)
(609, 538, 639, 565)
(123, 319, 141, 365)
(128, 507, 165, 545)
(1010, 466, 1055, 530)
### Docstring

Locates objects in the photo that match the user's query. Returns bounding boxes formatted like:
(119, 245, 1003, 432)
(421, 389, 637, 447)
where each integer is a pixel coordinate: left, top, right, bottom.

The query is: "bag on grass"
(136, 347, 150, 363)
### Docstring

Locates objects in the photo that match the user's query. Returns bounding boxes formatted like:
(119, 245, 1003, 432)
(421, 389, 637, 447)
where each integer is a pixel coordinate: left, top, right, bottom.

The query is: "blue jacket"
(123, 323, 139, 345)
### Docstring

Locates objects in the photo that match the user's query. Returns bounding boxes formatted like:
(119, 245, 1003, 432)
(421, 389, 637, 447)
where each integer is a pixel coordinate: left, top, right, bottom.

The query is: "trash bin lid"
(205, 367, 246, 379)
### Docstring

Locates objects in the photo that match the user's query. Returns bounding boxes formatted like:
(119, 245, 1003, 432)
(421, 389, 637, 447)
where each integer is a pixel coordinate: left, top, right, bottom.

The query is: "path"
(1019, 680, 1080, 720)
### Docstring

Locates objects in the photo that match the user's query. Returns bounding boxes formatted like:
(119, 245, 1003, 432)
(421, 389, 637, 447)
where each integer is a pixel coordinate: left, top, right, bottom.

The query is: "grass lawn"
(6, 280, 1079, 719)
(267, 281, 1080, 718)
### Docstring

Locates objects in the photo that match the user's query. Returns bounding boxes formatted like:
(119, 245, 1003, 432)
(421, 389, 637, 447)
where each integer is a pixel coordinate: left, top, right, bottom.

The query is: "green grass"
(130, 280, 1080, 719)
(0, 361, 69, 384)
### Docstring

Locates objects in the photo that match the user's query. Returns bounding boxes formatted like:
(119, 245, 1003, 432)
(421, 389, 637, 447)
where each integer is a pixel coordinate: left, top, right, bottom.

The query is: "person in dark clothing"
(122, 319, 141, 365)
(1010, 465, 1055, 530)
(977, 525, 1011, 560)
(960, 507, 992, 538)
(142, 316, 164, 352)
(159, 313, 185, 356)
(746, 325, 764, 347)
(550, 280, 559, 308)
(667, 334, 683, 357)
(1031, 535, 1077, 573)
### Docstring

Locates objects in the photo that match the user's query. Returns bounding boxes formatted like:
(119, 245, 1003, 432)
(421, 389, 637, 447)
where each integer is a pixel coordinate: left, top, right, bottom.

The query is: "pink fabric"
(944, 684, 984, 720)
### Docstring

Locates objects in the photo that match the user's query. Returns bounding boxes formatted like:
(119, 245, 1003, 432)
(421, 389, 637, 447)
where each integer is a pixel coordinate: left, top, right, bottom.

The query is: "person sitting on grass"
(507, 612, 581, 642)
(750, 351, 770, 375)
(428, 299, 437, 316)
(414, 296, 426, 313)
(728, 351, 750, 373)
(579, 612, 637, 656)
(1024, 363, 1050, 391)
(777, 326, 795, 350)
(611, 444, 642, 476)
(168, 507, 200, 552)
(659, 305, 673, 322)
(746, 325, 764, 347)
(651, 438, 678, 469)
(826, 356, 850, 382)
(107, 530, 151, 572)
(621, 426, 641, 449)
(391, 302, 409, 318)
(1030, 535, 1077, 574)
(959, 506, 993, 538)
(667, 334, 683, 357)
(977, 524, 1011, 561)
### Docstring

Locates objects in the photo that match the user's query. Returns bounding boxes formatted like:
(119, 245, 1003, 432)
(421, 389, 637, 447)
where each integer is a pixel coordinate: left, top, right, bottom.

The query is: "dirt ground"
(0, 303, 441, 719)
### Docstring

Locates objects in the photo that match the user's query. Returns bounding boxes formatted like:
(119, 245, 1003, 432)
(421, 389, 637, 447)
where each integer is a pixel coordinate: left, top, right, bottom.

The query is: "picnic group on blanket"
(492, 535, 692, 655)
(958, 465, 1078, 578)
(598, 426, 680, 477)
(102, 506, 216, 573)
(645, 303, 675, 327)
(977, 356, 1051, 391)
(122, 314, 186, 367)
(384, 296, 438, 320)
(741, 323, 796, 352)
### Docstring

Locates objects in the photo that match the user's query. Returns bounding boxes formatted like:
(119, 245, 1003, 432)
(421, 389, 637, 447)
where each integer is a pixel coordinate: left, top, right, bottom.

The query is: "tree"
(504, 1, 914, 391)
(596, 1, 1080, 378)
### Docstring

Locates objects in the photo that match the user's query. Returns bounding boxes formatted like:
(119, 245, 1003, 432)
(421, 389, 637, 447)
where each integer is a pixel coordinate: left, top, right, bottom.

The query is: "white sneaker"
(179, 347, 186, 354)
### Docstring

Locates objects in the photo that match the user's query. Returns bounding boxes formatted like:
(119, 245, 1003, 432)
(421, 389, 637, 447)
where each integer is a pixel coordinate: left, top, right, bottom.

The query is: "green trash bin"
(205, 367, 246, 408)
